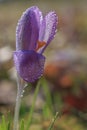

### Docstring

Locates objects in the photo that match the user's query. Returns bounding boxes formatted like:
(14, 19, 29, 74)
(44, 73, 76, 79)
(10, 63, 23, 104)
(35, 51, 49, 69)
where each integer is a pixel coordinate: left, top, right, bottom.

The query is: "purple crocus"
(14, 6, 58, 83)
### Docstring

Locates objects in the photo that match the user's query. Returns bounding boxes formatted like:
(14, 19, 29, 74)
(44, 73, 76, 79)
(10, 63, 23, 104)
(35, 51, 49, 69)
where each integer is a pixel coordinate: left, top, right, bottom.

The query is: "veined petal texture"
(16, 6, 42, 51)
(14, 50, 45, 82)
(44, 11, 58, 43)
(40, 11, 58, 53)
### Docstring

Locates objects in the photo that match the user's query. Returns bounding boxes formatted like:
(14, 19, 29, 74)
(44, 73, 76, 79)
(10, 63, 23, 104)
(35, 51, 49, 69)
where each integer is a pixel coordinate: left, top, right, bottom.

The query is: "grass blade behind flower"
(26, 80, 41, 130)
(0, 115, 7, 130)
(20, 119, 25, 130)
(42, 77, 54, 118)
(48, 112, 59, 130)
(7, 121, 11, 130)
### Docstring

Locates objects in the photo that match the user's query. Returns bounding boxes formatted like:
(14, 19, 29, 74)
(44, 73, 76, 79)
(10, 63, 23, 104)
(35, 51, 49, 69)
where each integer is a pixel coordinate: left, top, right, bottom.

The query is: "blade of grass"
(20, 119, 24, 130)
(43, 103, 52, 119)
(7, 121, 11, 130)
(48, 112, 59, 130)
(1, 115, 6, 130)
(26, 80, 41, 130)
(42, 78, 54, 117)
(0, 124, 1, 130)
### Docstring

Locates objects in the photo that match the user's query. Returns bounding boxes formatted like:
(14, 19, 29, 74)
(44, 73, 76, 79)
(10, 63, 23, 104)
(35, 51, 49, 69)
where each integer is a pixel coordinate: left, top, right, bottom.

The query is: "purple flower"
(14, 6, 58, 82)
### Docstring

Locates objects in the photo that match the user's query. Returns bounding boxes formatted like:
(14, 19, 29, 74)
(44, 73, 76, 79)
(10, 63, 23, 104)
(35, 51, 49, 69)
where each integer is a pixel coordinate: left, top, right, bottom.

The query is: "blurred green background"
(0, 0, 87, 130)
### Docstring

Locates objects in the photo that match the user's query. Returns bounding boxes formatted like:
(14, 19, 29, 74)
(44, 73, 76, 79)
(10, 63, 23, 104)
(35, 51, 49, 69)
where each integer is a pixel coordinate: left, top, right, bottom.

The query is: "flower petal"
(16, 6, 42, 51)
(39, 11, 58, 53)
(39, 18, 46, 42)
(14, 50, 45, 82)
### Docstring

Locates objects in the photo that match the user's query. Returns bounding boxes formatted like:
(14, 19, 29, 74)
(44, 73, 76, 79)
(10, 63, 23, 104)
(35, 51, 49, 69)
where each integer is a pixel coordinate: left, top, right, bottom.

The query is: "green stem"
(13, 74, 23, 130)
(26, 80, 41, 130)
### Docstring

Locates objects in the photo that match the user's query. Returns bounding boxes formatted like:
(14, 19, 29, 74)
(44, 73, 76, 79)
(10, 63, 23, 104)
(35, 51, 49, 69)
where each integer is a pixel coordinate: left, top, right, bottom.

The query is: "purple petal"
(44, 11, 58, 43)
(14, 50, 45, 82)
(39, 18, 46, 42)
(39, 11, 58, 53)
(16, 6, 42, 51)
